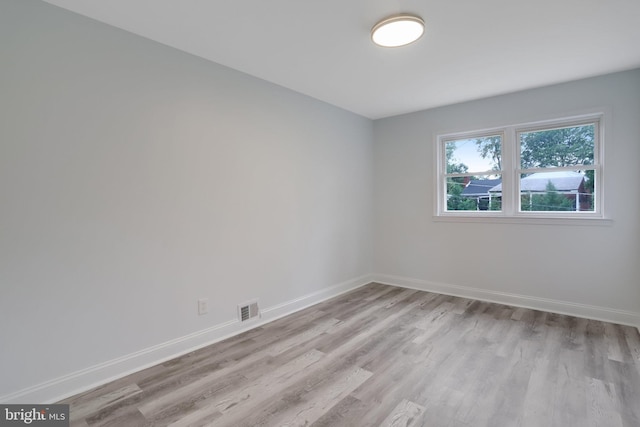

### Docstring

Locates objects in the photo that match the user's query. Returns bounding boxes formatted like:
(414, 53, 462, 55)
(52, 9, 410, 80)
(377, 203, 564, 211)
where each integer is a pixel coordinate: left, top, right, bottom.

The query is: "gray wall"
(0, 0, 373, 398)
(373, 70, 640, 318)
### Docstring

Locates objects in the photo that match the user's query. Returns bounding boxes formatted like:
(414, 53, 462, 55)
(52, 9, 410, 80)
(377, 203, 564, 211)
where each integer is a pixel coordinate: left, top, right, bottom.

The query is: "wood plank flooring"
(60, 283, 640, 426)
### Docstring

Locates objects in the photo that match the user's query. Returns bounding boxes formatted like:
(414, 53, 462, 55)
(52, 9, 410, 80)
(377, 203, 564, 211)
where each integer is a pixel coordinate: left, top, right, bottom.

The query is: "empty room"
(1, 0, 639, 426)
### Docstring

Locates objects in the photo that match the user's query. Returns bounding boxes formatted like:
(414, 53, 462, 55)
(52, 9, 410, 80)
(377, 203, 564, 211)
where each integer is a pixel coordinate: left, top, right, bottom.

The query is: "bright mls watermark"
(1, 405, 69, 426)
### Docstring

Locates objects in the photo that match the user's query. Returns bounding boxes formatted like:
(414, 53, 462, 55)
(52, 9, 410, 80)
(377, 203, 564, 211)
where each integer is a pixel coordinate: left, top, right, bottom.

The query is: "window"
(444, 133, 503, 212)
(436, 114, 604, 221)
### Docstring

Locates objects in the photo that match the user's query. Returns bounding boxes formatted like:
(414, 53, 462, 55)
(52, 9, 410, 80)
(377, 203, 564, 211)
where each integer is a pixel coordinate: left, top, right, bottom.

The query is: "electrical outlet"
(198, 298, 208, 315)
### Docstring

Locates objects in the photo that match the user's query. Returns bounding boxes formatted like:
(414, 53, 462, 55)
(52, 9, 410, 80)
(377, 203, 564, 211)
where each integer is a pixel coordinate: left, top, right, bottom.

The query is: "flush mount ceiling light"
(371, 14, 425, 47)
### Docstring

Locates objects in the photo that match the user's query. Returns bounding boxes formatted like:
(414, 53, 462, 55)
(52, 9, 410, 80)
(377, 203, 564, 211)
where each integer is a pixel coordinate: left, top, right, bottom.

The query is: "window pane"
(445, 135, 502, 174)
(520, 124, 594, 169)
(447, 175, 502, 211)
(518, 171, 594, 212)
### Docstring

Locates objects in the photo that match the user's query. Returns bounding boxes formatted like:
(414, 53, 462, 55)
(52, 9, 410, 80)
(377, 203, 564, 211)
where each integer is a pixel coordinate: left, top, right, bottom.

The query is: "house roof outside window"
(489, 171, 585, 194)
(461, 179, 502, 197)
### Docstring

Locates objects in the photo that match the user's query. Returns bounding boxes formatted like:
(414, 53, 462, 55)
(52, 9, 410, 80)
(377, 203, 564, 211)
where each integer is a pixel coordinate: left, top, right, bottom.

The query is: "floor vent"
(238, 300, 259, 322)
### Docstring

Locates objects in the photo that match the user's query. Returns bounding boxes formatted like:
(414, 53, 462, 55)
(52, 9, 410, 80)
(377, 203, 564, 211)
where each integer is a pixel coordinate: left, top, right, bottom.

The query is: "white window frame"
(435, 112, 608, 224)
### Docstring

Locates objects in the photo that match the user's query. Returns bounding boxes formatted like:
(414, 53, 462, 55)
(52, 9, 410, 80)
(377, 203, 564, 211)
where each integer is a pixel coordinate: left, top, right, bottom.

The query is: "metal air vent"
(238, 300, 259, 322)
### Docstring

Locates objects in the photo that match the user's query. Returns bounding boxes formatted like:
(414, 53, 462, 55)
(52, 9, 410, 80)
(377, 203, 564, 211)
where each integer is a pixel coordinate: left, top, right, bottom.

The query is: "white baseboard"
(0, 274, 373, 405)
(372, 273, 640, 330)
(6, 272, 635, 404)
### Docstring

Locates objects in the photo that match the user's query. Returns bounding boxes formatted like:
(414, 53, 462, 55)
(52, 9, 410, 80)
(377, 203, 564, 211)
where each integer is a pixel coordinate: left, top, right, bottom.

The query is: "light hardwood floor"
(61, 283, 640, 426)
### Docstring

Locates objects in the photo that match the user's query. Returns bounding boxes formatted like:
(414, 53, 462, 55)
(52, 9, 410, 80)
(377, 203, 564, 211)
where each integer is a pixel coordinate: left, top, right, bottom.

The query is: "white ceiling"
(41, 0, 640, 119)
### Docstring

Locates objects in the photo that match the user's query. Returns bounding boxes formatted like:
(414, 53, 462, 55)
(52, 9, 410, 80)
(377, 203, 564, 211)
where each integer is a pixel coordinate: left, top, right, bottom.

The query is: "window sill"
(432, 214, 613, 226)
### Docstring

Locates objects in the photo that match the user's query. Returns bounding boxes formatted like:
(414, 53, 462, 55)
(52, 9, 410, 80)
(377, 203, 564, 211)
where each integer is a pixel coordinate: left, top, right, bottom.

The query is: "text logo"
(1, 405, 69, 426)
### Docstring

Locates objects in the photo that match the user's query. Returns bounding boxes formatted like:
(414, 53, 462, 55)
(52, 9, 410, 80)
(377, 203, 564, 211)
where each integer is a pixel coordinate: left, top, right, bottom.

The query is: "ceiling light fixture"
(371, 14, 425, 48)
